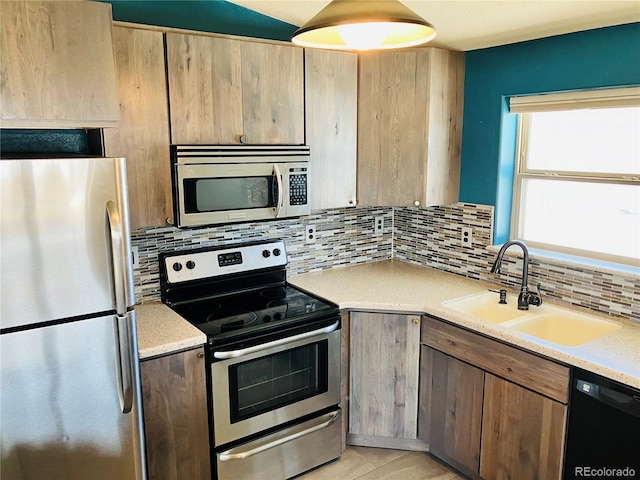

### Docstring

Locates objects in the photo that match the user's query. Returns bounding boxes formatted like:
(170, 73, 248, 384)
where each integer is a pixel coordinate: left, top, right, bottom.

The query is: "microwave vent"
(172, 144, 310, 164)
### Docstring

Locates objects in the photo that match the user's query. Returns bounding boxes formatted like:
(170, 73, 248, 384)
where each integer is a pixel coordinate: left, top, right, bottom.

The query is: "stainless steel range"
(159, 240, 342, 480)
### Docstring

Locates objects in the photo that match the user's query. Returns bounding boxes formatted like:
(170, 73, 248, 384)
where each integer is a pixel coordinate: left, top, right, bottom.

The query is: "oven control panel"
(163, 240, 287, 284)
(218, 252, 243, 267)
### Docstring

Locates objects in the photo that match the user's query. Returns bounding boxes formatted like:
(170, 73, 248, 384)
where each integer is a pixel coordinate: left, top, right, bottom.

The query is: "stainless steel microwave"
(170, 145, 311, 228)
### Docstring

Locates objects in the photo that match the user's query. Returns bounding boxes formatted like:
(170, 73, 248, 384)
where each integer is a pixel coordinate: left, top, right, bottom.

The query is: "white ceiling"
(228, 0, 640, 51)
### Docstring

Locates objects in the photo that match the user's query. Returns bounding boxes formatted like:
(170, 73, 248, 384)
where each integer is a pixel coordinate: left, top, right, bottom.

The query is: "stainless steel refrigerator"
(0, 155, 147, 480)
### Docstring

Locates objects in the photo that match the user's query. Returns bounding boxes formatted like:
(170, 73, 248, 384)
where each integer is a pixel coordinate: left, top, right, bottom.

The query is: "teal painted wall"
(460, 22, 640, 243)
(99, 0, 297, 41)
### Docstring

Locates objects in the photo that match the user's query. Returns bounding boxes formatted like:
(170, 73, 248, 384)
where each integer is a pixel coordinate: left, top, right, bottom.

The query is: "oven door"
(211, 319, 341, 447)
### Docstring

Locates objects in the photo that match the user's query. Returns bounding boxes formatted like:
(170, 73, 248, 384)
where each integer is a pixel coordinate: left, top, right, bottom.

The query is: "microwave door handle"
(273, 163, 284, 218)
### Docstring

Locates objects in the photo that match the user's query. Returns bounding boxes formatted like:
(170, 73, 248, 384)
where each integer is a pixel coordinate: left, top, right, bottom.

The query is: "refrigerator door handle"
(106, 200, 128, 315)
(114, 311, 135, 414)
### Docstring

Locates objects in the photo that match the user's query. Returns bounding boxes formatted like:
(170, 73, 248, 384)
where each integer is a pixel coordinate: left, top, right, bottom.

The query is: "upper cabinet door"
(166, 33, 304, 145)
(358, 50, 430, 207)
(241, 41, 304, 145)
(103, 26, 172, 229)
(166, 34, 243, 144)
(0, 0, 119, 128)
(305, 49, 357, 210)
(357, 48, 464, 208)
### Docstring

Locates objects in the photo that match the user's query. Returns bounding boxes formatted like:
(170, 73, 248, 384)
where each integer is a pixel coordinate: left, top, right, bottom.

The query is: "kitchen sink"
(442, 291, 529, 323)
(506, 312, 621, 347)
(442, 291, 621, 346)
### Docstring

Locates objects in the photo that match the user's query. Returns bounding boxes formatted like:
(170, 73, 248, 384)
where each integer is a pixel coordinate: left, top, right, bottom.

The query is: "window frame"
(511, 107, 640, 266)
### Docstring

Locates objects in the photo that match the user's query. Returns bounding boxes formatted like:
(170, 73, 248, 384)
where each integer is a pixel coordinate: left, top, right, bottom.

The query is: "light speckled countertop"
(288, 259, 640, 389)
(135, 302, 206, 360)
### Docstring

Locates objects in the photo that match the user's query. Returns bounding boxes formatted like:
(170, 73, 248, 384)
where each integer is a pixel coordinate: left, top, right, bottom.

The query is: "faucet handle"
(529, 283, 543, 307)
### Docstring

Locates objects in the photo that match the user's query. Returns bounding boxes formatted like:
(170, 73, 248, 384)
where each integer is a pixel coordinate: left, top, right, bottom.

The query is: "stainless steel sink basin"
(442, 291, 621, 346)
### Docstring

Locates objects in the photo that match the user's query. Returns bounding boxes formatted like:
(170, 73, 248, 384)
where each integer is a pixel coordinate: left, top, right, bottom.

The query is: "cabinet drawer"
(421, 316, 569, 403)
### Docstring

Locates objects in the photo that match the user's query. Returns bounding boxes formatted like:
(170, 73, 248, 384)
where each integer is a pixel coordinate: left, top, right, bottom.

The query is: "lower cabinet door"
(480, 373, 567, 480)
(349, 312, 421, 441)
(418, 346, 484, 476)
(141, 348, 211, 480)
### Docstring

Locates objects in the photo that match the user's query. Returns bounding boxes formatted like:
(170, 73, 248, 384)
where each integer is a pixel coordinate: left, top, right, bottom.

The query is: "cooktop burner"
(206, 309, 258, 334)
(170, 285, 337, 343)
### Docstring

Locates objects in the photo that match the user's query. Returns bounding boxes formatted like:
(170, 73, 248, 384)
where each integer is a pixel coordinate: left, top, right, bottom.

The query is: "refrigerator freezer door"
(0, 157, 134, 329)
(0, 313, 145, 480)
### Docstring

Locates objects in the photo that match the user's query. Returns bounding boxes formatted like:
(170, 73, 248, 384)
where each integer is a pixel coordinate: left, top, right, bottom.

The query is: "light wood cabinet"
(305, 49, 357, 210)
(419, 346, 483, 476)
(419, 316, 569, 480)
(0, 0, 119, 128)
(140, 347, 211, 480)
(166, 33, 304, 145)
(348, 311, 425, 450)
(357, 48, 464, 207)
(480, 374, 566, 480)
(103, 26, 172, 229)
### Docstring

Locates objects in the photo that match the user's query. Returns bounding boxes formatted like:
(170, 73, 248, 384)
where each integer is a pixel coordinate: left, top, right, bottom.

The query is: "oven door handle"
(218, 409, 341, 461)
(213, 320, 339, 359)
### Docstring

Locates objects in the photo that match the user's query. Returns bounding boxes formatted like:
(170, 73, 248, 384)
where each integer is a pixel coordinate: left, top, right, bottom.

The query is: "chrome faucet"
(490, 240, 542, 310)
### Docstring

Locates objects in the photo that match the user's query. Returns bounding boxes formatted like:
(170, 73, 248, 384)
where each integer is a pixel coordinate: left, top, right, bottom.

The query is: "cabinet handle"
(197, 351, 204, 359)
(239, 134, 248, 144)
(414, 200, 420, 207)
(413, 318, 419, 325)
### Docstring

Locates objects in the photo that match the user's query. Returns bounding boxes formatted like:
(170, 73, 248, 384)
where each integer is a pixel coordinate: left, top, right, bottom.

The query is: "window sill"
(486, 244, 640, 279)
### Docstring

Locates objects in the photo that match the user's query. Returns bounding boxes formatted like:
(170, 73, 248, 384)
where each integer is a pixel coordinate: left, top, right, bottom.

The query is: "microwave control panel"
(289, 168, 308, 206)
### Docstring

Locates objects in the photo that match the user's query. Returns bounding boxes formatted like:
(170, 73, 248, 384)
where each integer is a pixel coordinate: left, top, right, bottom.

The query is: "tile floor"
(296, 446, 465, 480)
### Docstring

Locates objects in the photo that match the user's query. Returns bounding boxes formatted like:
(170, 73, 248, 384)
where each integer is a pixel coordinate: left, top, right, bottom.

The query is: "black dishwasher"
(564, 368, 640, 479)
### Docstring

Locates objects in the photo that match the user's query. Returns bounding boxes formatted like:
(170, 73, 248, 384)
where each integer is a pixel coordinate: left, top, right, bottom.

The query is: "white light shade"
(291, 0, 436, 51)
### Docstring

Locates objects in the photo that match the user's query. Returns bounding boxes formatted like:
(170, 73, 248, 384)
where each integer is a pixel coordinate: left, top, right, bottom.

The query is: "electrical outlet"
(374, 216, 384, 235)
(305, 224, 316, 244)
(131, 246, 140, 269)
(461, 227, 473, 247)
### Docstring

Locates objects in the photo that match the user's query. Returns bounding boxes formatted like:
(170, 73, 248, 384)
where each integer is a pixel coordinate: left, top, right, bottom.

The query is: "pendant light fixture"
(291, 0, 436, 51)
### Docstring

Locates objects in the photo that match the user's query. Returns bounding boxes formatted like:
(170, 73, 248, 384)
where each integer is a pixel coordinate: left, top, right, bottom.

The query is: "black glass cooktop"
(170, 285, 338, 343)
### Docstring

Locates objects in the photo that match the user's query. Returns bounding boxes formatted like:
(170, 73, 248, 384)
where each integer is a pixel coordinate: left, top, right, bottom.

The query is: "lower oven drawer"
(216, 409, 342, 480)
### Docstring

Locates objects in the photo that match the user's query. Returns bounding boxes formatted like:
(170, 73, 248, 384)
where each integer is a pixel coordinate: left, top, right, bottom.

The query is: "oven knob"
(186, 260, 196, 270)
(172, 262, 182, 272)
(273, 248, 281, 256)
(262, 249, 271, 258)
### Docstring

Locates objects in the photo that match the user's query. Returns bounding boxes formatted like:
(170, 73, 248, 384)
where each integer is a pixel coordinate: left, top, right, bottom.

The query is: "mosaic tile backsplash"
(132, 203, 639, 322)
(132, 207, 393, 302)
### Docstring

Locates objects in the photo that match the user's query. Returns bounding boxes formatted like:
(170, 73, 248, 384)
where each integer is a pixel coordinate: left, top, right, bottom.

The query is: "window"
(510, 88, 640, 266)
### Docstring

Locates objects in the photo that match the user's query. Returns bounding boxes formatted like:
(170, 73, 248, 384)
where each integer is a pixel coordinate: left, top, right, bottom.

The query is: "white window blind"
(509, 86, 640, 113)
